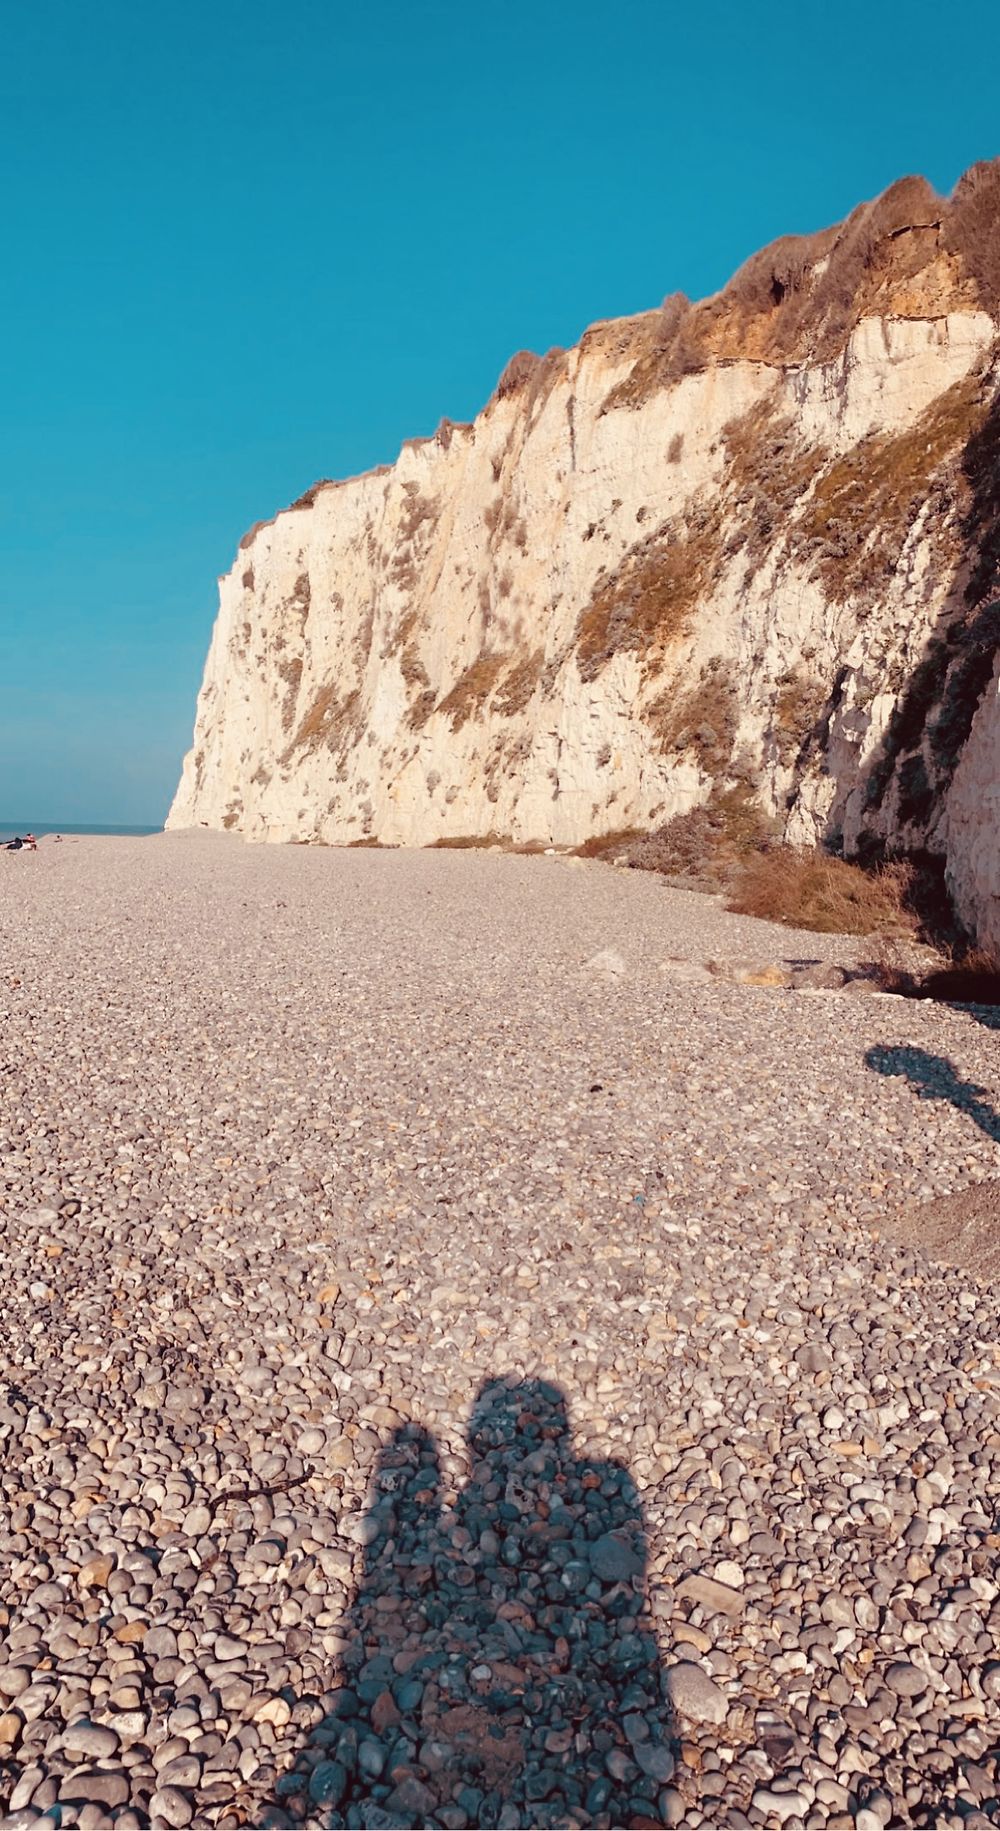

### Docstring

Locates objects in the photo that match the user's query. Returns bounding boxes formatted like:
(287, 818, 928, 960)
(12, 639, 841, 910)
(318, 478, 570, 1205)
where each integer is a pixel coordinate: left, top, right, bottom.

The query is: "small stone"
(64, 1722, 120, 1759)
(712, 1558, 744, 1588)
(676, 1573, 745, 1618)
(308, 1760, 348, 1806)
(588, 1530, 644, 1582)
(114, 1621, 148, 1645)
(214, 1634, 248, 1661)
(158, 1755, 202, 1788)
(663, 1662, 727, 1725)
(254, 1695, 292, 1728)
(149, 1784, 194, 1827)
(77, 1554, 115, 1590)
(59, 1772, 130, 1809)
(0, 1709, 22, 1746)
(634, 1742, 675, 1782)
(752, 1787, 809, 1822)
(144, 1627, 179, 1659)
(886, 1660, 928, 1698)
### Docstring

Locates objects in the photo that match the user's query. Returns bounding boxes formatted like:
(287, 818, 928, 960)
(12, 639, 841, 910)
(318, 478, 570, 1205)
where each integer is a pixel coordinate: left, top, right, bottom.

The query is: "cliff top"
(264, 158, 998, 528)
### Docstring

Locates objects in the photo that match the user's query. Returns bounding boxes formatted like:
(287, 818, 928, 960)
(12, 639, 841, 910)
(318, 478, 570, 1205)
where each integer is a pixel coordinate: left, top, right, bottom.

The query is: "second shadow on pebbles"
(262, 1377, 674, 1829)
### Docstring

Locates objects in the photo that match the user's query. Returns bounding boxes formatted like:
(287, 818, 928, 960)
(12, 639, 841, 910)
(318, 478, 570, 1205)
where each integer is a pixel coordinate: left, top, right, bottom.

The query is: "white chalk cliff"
(169, 162, 1000, 947)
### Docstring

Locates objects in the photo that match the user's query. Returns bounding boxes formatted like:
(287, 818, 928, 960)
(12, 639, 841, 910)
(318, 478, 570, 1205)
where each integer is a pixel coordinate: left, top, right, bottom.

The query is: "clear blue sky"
(1, 0, 996, 823)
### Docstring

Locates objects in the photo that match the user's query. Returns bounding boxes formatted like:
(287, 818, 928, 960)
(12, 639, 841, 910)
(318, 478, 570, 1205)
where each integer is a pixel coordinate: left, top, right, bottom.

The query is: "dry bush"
(794, 371, 985, 602)
(436, 653, 508, 730)
(613, 786, 771, 886)
(859, 935, 1000, 1004)
(398, 487, 439, 544)
(290, 573, 311, 624)
(400, 645, 430, 690)
(600, 298, 700, 412)
(288, 480, 334, 511)
(495, 351, 542, 400)
(277, 656, 303, 732)
(645, 659, 738, 769)
(494, 650, 545, 718)
(575, 503, 724, 681)
(283, 684, 361, 760)
(722, 398, 827, 563)
(430, 833, 511, 849)
(859, 385, 1000, 825)
(600, 169, 963, 412)
(406, 687, 438, 732)
(573, 828, 646, 859)
(238, 518, 270, 552)
(576, 787, 769, 886)
(721, 174, 942, 363)
(494, 346, 567, 422)
(727, 849, 916, 936)
(773, 672, 828, 763)
(961, 388, 1000, 611)
(944, 158, 1000, 314)
(918, 951, 1000, 1004)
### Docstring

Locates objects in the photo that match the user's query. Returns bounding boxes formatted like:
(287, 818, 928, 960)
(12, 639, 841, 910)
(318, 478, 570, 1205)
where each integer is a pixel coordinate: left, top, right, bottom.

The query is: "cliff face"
(169, 161, 1000, 946)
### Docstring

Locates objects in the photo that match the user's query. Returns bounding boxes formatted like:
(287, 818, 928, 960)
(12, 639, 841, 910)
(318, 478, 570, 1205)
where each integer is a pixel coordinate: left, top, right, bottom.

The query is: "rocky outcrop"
(169, 162, 1000, 946)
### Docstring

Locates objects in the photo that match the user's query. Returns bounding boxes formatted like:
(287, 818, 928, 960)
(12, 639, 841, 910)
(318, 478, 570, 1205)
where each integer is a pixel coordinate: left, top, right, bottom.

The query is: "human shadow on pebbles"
(260, 1378, 675, 1829)
(865, 1043, 1000, 1145)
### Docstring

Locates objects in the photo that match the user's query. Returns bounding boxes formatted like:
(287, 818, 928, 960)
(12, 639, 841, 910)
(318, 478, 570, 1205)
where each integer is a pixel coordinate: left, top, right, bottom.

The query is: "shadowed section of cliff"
(259, 1379, 672, 1829)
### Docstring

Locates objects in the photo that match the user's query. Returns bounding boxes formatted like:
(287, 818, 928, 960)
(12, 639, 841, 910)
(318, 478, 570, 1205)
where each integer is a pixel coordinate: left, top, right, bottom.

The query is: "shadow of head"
(865, 1043, 991, 1104)
(865, 1044, 1000, 1146)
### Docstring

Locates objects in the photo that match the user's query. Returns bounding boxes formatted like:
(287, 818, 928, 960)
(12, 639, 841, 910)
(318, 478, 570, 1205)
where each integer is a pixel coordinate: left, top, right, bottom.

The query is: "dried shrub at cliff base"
(588, 792, 918, 938)
(585, 786, 771, 888)
(727, 850, 916, 937)
(575, 503, 724, 681)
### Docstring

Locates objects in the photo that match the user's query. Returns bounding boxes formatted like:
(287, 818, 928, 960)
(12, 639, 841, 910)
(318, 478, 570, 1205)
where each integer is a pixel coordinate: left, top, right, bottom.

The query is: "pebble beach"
(2, 832, 999, 1829)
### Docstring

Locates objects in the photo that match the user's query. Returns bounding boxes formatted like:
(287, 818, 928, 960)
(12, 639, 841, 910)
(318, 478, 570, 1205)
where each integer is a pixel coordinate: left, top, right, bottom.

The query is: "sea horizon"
(0, 820, 162, 842)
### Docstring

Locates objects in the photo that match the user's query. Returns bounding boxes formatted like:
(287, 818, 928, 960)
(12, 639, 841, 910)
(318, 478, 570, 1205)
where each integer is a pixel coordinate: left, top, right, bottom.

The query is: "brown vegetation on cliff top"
(601, 161, 999, 413)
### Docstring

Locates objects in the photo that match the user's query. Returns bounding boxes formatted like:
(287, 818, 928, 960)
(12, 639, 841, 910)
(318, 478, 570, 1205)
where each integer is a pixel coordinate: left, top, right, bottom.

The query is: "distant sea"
(0, 821, 161, 844)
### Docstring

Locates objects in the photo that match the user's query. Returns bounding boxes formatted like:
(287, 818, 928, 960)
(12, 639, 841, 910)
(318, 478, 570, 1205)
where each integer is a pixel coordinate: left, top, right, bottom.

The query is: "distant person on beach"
(5, 835, 24, 851)
(24, 833, 37, 850)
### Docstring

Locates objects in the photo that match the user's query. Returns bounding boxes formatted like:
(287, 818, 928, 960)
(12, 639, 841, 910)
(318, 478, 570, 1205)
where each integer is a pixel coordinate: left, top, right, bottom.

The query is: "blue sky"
(1, 0, 996, 823)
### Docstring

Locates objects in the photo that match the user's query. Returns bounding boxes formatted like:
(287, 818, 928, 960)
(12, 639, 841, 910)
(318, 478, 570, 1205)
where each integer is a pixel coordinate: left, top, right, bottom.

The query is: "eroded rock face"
(169, 161, 1000, 943)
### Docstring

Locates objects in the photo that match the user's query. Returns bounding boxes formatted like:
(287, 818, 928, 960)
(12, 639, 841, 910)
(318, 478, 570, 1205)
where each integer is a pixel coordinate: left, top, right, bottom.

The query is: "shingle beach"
(1, 833, 999, 1828)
